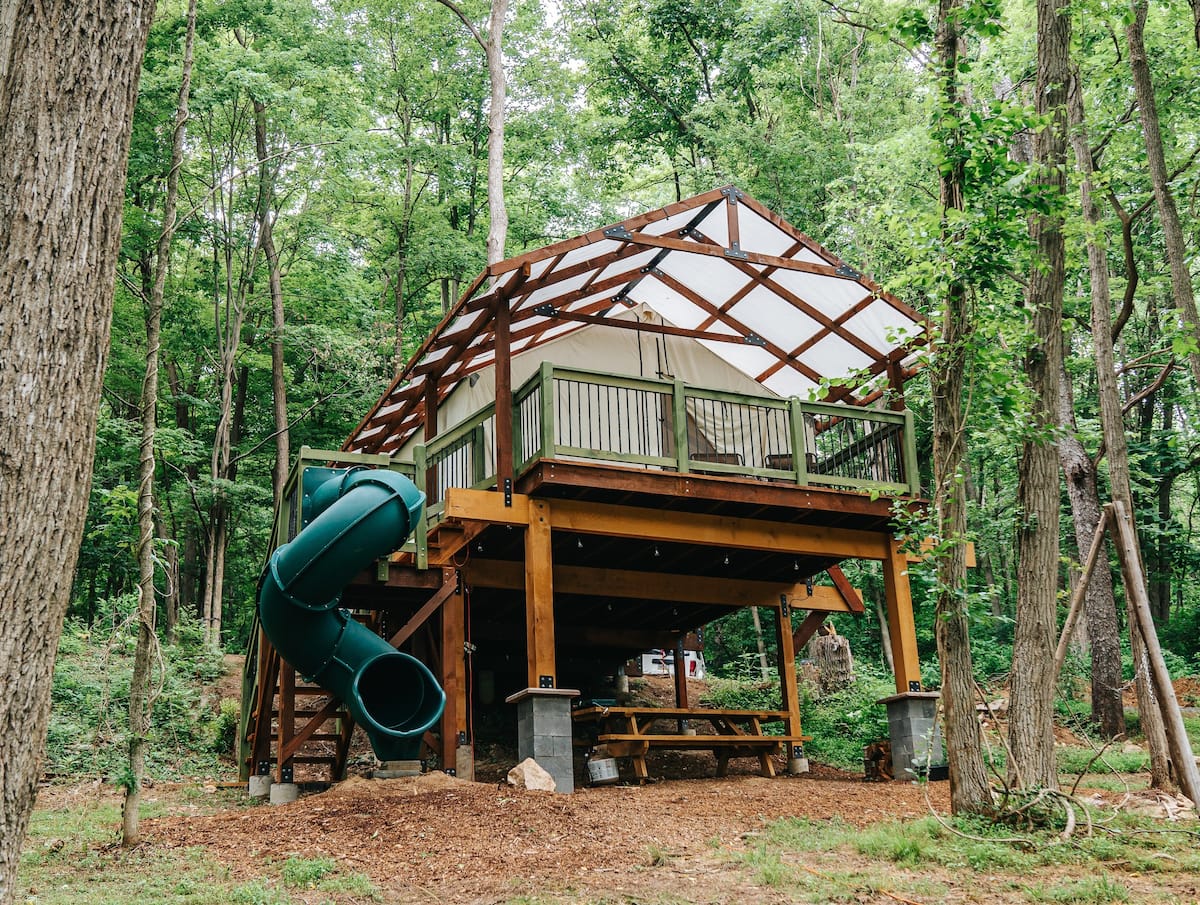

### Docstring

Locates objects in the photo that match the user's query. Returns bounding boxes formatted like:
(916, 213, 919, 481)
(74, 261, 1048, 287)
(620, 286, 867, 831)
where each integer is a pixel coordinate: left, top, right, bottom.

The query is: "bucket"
(586, 757, 619, 786)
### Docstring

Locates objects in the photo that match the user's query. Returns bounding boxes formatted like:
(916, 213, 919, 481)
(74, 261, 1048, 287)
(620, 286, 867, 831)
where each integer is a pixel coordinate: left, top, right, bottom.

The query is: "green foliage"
(45, 611, 229, 781)
(799, 667, 893, 768)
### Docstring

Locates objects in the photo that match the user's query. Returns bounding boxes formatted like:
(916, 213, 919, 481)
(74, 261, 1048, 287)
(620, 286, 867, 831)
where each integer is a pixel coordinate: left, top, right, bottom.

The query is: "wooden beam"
(525, 500, 556, 688)
(826, 565, 866, 613)
(440, 569, 467, 769)
(775, 606, 803, 745)
(465, 559, 848, 610)
(276, 663, 296, 781)
(444, 486, 532, 525)
(548, 498, 891, 560)
(279, 695, 341, 764)
(792, 611, 827, 650)
(881, 535, 922, 693)
(388, 570, 459, 648)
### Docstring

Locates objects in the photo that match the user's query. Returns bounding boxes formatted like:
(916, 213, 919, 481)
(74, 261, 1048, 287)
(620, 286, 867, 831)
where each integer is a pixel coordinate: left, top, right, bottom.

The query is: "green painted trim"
(684, 386, 790, 409)
(789, 397, 808, 486)
(903, 409, 920, 496)
(552, 365, 673, 394)
(539, 361, 555, 457)
(413, 444, 429, 570)
(553, 445, 677, 467)
(672, 378, 689, 474)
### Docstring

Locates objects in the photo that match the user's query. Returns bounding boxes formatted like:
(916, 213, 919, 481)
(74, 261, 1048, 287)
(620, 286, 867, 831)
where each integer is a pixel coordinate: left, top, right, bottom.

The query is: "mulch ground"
(149, 762, 950, 904)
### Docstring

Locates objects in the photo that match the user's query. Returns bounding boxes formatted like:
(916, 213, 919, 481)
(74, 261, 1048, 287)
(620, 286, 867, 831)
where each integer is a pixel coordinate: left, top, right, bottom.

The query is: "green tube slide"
(258, 467, 445, 763)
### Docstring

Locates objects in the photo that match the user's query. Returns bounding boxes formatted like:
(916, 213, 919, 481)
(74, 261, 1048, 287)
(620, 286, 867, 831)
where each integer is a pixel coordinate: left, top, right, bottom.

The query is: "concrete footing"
(879, 691, 944, 780)
(507, 687, 579, 793)
(787, 757, 810, 775)
(247, 774, 273, 798)
(269, 782, 300, 805)
(372, 759, 422, 779)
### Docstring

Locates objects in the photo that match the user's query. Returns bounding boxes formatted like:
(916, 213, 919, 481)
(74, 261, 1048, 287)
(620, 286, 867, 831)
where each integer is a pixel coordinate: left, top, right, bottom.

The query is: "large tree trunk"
(1056, 360, 1125, 738)
(1009, 0, 1069, 792)
(1127, 0, 1200, 391)
(124, 0, 197, 848)
(0, 0, 154, 899)
(930, 0, 993, 816)
(1063, 72, 1127, 741)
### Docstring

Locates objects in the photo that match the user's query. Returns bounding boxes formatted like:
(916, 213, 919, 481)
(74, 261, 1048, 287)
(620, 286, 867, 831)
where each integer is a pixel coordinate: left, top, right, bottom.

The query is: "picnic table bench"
(573, 705, 809, 781)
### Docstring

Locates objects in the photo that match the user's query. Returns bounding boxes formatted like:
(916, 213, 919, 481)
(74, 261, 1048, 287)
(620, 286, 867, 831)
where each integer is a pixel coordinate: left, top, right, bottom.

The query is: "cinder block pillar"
(506, 687, 579, 793)
(878, 691, 944, 780)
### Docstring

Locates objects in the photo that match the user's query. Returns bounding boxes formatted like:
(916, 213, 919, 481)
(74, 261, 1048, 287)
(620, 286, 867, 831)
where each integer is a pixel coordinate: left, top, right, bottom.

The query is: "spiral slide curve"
(257, 467, 445, 762)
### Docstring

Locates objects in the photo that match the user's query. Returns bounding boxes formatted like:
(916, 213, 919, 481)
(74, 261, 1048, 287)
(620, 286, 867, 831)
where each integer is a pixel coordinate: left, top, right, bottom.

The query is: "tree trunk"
(930, 0, 993, 816)
(1063, 70, 1128, 741)
(1009, 0, 1069, 792)
(124, 0, 197, 848)
(253, 100, 289, 509)
(0, 0, 154, 898)
(485, 0, 509, 267)
(1056, 359, 1125, 738)
(1127, 0, 1200, 391)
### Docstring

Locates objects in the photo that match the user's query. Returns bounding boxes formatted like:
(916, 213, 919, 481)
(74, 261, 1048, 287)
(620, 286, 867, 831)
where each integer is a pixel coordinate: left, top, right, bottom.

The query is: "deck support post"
(525, 500, 556, 688)
(439, 567, 472, 779)
(881, 534, 921, 694)
(274, 662, 296, 782)
(775, 602, 808, 773)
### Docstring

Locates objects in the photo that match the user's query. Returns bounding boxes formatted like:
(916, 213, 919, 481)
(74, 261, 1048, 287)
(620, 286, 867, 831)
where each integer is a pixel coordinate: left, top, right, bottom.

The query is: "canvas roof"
(346, 185, 927, 455)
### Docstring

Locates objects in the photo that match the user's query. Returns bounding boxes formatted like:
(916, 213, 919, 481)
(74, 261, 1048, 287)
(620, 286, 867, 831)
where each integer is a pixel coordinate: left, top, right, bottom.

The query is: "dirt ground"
(149, 765, 950, 904)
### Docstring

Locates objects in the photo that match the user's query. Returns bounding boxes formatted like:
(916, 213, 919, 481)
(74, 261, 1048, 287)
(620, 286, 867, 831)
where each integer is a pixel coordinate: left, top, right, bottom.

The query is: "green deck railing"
(408, 364, 919, 554)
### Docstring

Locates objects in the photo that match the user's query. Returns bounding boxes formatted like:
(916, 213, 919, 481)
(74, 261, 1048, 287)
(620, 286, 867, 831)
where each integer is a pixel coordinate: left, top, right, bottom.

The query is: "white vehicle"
(639, 648, 706, 679)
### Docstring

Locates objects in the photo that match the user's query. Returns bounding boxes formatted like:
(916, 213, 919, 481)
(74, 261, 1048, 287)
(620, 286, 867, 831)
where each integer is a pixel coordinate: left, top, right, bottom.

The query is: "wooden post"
(439, 567, 466, 769)
(276, 662, 295, 782)
(525, 499, 556, 688)
(1052, 508, 1110, 680)
(673, 634, 689, 731)
(494, 295, 513, 485)
(881, 535, 922, 693)
(775, 604, 802, 742)
(1110, 501, 1200, 806)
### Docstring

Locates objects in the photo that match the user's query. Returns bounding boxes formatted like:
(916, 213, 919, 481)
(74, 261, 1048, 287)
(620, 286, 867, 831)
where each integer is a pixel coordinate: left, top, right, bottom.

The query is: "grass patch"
(1026, 877, 1130, 903)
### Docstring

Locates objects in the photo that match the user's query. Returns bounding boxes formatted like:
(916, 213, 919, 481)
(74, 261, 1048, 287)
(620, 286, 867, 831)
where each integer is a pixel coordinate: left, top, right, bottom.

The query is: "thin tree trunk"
(485, 0, 509, 266)
(0, 0, 154, 898)
(1009, 0, 1069, 792)
(253, 100, 289, 508)
(1127, 0, 1200, 391)
(931, 0, 992, 815)
(123, 0, 196, 848)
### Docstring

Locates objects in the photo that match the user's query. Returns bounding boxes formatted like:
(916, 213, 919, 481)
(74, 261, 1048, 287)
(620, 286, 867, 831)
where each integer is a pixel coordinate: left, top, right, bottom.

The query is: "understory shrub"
(45, 605, 229, 780)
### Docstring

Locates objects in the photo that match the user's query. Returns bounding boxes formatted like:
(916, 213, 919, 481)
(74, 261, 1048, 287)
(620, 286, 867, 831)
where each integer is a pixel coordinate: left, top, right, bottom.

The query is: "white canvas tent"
(346, 186, 926, 458)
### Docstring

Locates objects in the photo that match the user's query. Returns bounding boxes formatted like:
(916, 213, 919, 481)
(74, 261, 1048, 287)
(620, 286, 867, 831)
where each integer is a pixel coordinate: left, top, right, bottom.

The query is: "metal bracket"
(603, 225, 633, 241)
(504, 477, 512, 507)
(539, 674, 555, 689)
(744, 333, 766, 347)
(724, 244, 749, 261)
(532, 303, 556, 317)
(909, 680, 922, 692)
(834, 262, 861, 280)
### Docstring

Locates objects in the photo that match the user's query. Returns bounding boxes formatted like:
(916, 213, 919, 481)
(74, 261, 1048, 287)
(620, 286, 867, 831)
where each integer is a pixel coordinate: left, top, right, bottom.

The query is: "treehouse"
(240, 186, 936, 794)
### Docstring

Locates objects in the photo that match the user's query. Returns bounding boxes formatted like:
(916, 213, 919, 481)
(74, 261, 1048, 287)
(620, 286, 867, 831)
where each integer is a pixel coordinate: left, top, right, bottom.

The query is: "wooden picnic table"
(572, 705, 809, 781)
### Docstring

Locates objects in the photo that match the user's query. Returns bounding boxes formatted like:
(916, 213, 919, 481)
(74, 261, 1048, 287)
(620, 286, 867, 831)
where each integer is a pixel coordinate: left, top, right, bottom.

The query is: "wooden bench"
(574, 705, 810, 781)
